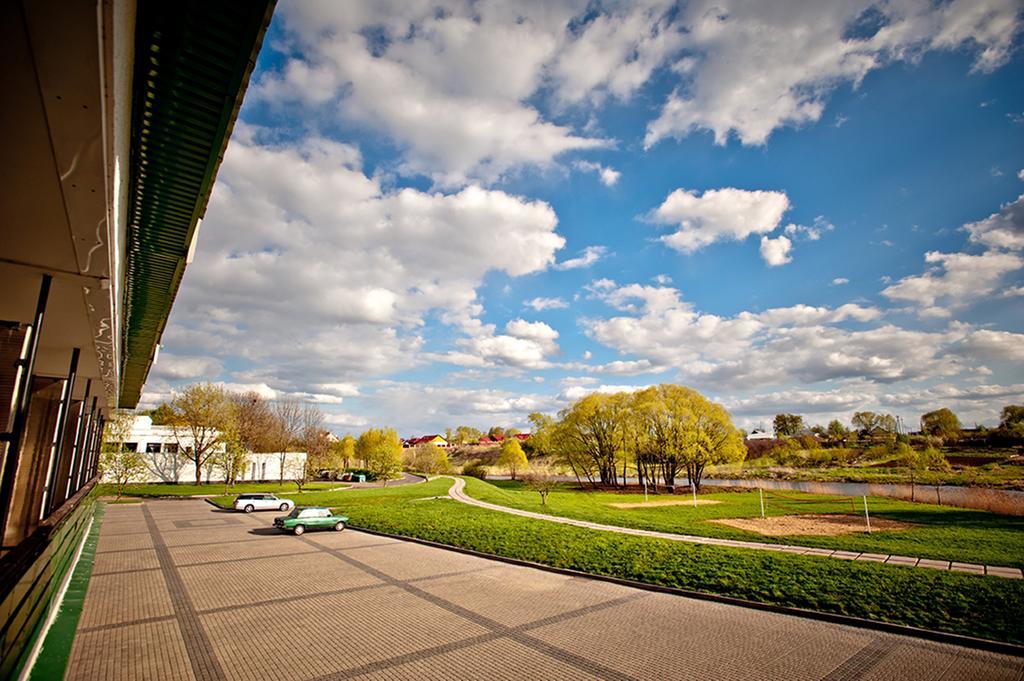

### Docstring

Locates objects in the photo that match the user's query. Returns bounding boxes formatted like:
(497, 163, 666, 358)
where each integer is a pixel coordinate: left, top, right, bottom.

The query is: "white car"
(233, 493, 295, 513)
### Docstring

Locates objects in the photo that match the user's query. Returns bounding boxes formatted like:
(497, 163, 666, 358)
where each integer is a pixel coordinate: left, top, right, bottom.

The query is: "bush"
(462, 460, 489, 479)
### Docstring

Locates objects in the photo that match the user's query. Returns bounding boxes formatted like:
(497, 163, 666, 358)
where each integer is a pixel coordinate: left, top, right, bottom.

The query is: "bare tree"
(100, 410, 147, 499)
(295, 404, 330, 491)
(522, 469, 559, 506)
(230, 391, 276, 453)
(270, 399, 304, 484)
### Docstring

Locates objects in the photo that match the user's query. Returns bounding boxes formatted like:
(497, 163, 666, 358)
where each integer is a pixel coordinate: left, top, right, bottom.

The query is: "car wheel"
(293, 524, 305, 536)
(244, 504, 254, 513)
(334, 521, 346, 532)
(280, 503, 289, 511)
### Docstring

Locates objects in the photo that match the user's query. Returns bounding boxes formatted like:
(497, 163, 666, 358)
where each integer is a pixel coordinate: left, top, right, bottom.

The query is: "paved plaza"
(66, 500, 1023, 680)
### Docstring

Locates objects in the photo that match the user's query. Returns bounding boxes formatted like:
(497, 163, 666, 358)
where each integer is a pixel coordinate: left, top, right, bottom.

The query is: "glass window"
(145, 443, 161, 453)
(124, 442, 138, 452)
(164, 443, 178, 454)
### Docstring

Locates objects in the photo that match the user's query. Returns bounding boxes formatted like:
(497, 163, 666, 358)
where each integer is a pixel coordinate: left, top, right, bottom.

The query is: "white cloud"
(525, 297, 569, 311)
(831, 277, 850, 286)
(645, 0, 1022, 147)
(164, 135, 566, 392)
(150, 354, 224, 381)
(963, 193, 1024, 251)
(574, 161, 621, 186)
(261, 3, 609, 186)
(760, 235, 793, 267)
(555, 245, 608, 270)
(584, 280, 1019, 392)
(445, 319, 561, 371)
(652, 187, 791, 253)
(882, 250, 1024, 315)
(652, 274, 673, 285)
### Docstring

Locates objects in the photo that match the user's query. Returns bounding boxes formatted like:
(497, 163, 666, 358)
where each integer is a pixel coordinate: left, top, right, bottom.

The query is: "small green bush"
(462, 460, 489, 479)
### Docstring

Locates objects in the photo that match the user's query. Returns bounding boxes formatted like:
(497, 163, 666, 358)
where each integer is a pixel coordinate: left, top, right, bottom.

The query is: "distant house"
(404, 434, 449, 448)
(746, 428, 774, 441)
(514, 433, 531, 441)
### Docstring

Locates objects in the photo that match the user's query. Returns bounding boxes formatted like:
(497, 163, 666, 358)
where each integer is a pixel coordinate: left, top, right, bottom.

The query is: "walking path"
(446, 477, 1023, 579)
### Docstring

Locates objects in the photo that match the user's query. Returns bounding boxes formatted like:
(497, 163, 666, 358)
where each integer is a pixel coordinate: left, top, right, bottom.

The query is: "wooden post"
(759, 487, 765, 519)
(863, 495, 871, 533)
(691, 481, 697, 508)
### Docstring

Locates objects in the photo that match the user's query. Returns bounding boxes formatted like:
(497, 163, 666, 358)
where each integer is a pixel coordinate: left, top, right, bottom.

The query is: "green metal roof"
(119, 0, 276, 407)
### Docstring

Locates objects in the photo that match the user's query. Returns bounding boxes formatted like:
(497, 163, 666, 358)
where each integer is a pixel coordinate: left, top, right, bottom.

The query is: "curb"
(349, 524, 1024, 658)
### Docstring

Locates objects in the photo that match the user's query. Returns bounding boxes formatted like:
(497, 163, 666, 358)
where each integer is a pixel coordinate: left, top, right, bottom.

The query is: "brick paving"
(65, 500, 1023, 680)
(447, 477, 1024, 579)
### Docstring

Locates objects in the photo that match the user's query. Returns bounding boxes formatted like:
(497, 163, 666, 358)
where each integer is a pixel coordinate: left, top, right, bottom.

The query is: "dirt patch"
(711, 513, 914, 536)
(607, 499, 722, 509)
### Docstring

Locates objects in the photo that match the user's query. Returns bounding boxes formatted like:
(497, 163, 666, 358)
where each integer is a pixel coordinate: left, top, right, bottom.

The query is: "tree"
(522, 469, 558, 506)
(497, 438, 528, 480)
(525, 412, 555, 456)
(170, 384, 230, 485)
(552, 392, 627, 486)
(454, 425, 483, 445)
(773, 413, 804, 438)
(487, 426, 506, 439)
(210, 433, 249, 495)
(100, 410, 147, 499)
(851, 411, 896, 438)
(357, 427, 403, 484)
(270, 399, 303, 483)
(920, 408, 961, 442)
(404, 443, 450, 474)
(826, 419, 849, 444)
(338, 434, 356, 470)
(999, 405, 1024, 437)
(230, 392, 276, 453)
(292, 405, 330, 492)
(147, 403, 176, 426)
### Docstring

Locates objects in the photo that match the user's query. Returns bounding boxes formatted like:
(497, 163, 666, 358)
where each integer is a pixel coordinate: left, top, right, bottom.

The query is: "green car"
(273, 507, 349, 535)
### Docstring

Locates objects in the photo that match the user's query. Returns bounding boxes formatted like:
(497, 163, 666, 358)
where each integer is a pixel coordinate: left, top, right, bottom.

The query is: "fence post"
(759, 487, 765, 519)
(862, 495, 871, 533)
(691, 482, 697, 508)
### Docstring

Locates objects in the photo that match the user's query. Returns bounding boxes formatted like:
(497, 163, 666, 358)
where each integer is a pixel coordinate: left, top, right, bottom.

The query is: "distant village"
(402, 433, 532, 448)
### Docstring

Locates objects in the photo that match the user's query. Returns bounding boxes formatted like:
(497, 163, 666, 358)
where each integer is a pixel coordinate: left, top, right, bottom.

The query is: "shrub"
(462, 460, 489, 479)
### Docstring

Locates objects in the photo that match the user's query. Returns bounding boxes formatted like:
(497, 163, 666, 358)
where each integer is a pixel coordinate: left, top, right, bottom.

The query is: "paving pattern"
(66, 500, 1023, 680)
(447, 477, 1024, 578)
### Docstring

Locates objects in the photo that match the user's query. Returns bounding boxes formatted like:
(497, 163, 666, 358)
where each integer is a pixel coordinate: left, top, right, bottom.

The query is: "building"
(403, 434, 449, 448)
(0, 1, 274, 676)
(746, 429, 775, 440)
(103, 415, 307, 484)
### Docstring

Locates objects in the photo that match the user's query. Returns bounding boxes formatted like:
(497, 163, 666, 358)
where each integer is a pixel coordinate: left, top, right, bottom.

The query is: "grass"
(459, 478, 1024, 568)
(707, 462, 1024, 489)
(203, 477, 1024, 643)
(97, 480, 342, 498)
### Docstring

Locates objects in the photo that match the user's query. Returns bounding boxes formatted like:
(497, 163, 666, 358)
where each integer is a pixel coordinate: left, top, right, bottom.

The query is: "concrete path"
(64, 500, 1022, 680)
(446, 477, 1023, 579)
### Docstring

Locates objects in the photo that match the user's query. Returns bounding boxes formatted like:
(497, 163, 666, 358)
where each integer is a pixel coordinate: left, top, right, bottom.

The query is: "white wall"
(103, 416, 308, 484)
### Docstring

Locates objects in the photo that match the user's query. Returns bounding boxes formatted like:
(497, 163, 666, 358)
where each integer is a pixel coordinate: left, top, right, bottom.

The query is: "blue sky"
(145, 1, 1024, 436)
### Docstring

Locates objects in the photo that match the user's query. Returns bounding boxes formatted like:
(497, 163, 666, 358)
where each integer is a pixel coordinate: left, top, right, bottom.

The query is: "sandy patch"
(607, 499, 722, 509)
(711, 514, 914, 536)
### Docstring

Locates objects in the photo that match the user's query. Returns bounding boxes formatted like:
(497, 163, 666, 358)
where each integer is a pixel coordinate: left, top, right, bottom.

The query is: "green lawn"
(707, 462, 1024, 489)
(203, 477, 1024, 643)
(458, 478, 1024, 568)
(97, 480, 342, 498)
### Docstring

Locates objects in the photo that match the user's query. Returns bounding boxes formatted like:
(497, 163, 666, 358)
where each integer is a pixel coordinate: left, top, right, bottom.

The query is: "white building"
(746, 428, 775, 441)
(107, 415, 307, 484)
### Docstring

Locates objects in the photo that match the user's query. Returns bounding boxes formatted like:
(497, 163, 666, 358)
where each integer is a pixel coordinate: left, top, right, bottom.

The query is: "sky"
(142, 0, 1024, 436)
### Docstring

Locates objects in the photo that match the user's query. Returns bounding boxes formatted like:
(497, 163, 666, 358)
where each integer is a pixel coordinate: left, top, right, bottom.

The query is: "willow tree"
(356, 427, 403, 484)
(554, 392, 627, 486)
(681, 388, 745, 490)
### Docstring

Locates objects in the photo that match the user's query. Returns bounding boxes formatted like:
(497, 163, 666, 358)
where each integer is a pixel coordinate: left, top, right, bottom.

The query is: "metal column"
(66, 380, 91, 500)
(0, 275, 51, 539)
(42, 347, 79, 517)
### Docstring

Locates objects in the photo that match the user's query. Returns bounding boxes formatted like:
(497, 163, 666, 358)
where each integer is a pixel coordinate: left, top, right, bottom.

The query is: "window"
(124, 442, 138, 452)
(164, 443, 178, 454)
(145, 443, 161, 454)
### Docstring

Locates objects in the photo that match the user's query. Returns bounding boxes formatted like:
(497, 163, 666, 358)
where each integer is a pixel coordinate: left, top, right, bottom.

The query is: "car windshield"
(287, 508, 302, 518)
